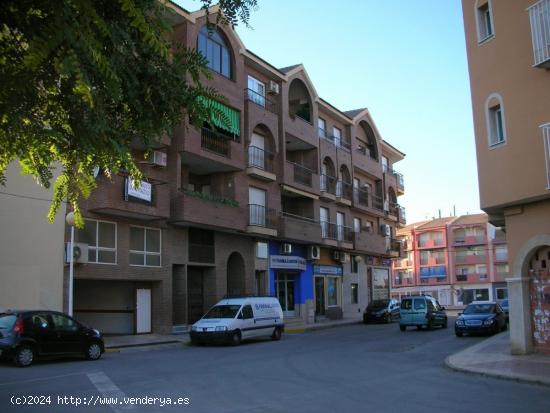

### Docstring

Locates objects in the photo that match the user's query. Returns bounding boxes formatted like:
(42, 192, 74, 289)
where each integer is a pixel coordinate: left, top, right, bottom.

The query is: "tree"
(0, 0, 257, 226)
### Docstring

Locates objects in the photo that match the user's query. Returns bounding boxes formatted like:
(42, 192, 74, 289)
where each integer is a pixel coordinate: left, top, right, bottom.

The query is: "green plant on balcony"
(185, 190, 238, 207)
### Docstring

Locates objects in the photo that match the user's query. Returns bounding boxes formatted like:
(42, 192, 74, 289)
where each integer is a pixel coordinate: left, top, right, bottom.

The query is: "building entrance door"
(187, 268, 204, 324)
(276, 272, 295, 317)
(315, 277, 325, 316)
(136, 288, 152, 334)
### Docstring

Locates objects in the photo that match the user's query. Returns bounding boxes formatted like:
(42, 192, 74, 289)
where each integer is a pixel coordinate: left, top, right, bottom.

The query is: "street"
(1, 321, 549, 413)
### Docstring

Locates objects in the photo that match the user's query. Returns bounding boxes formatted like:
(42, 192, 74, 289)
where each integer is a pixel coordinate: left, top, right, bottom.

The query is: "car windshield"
(0, 314, 16, 330)
(368, 300, 389, 309)
(202, 305, 241, 319)
(464, 304, 494, 314)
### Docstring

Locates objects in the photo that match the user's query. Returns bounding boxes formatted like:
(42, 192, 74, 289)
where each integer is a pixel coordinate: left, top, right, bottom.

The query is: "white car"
(190, 297, 284, 345)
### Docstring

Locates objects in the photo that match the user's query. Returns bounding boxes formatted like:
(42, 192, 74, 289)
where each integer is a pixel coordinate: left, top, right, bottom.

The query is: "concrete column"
(507, 277, 533, 355)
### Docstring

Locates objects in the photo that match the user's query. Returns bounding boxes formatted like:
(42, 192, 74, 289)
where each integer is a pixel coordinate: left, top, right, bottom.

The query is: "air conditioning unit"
(268, 80, 280, 95)
(381, 224, 391, 237)
(281, 243, 292, 254)
(151, 151, 167, 167)
(308, 246, 321, 260)
(384, 200, 389, 212)
(65, 242, 89, 264)
(332, 250, 341, 261)
(340, 253, 350, 264)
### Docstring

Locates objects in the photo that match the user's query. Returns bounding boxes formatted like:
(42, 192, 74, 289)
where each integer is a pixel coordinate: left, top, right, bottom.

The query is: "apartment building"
(462, 0, 550, 354)
(391, 214, 509, 307)
(64, 4, 406, 334)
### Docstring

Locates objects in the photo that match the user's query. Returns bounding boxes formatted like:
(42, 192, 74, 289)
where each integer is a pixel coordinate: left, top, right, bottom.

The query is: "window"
(333, 127, 342, 147)
(318, 118, 327, 138)
(77, 219, 116, 264)
(327, 277, 340, 306)
(542, 124, 550, 189)
(130, 226, 161, 267)
(50, 314, 80, 332)
(496, 288, 508, 300)
(382, 156, 389, 173)
(256, 242, 268, 259)
(198, 25, 231, 78)
(351, 283, 358, 304)
(247, 76, 265, 107)
(475, 1, 494, 43)
(350, 256, 358, 273)
(241, 305, 254, 319)
(414, 299, 426, 310)
(353, 217, 361, 234)
(485, 94, 506, 147)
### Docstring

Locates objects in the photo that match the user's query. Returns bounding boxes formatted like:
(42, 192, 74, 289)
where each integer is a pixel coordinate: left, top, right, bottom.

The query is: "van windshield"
(0, 314, 16, 330)
(203, 305, 241, 319)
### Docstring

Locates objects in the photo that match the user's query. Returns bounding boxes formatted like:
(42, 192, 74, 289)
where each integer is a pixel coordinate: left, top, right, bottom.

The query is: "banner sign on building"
(126, 178, 152, 202)
(313, 265, 343, 276)
(270, 255, 307, 271)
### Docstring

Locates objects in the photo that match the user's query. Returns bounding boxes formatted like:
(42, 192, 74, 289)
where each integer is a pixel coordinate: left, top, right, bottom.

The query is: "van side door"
(413, 298, 427, 324)
(238, 305, 255, 339)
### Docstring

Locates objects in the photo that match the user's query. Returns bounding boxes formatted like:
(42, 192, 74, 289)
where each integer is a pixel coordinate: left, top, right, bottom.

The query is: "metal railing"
(389, 238, 402, 254)
(247, 146, 274, 173)
(320, 174, 337, 194)
(288, 161, 314, 187)
(321, 221, 337, 240)
(244, 89, 279, 114)
(337, 225, 353, 243)
(281, 211, 317, 223)
(201, 127, 231, 157)
(528, 0, 550, 67)
(336, 181, 353, 201)
(353, 187, 369, 207)
(371, 194, 384, 211)
(395, 171, 405, 190)
(319, 131, 351, 151)
(455, 253, 486, 264)
(248, 204, 277, 228)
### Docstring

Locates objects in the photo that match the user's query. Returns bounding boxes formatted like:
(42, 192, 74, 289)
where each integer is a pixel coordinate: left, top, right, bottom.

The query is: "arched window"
(197, 25, 232, 79)
(288, 79, 312, 123)
(360, 122, 379, 161)
(485, 93, 507, 147)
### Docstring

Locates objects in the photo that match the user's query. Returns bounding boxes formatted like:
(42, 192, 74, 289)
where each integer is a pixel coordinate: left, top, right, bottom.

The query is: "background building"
(462, 0, 550, 354)
(62, 5, 407, 335)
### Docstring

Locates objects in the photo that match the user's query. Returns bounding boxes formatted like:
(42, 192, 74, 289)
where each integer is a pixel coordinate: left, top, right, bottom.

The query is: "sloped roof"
(396, 220, 429, 236)
(344, 108, 367, 118)
(451, 213, 488, 226)
(416, 217, 457, 230)
(279, 64, 302, 74)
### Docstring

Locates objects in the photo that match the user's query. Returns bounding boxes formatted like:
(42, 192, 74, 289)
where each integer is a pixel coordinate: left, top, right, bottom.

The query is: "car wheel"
(385, 314, 392, 324)
(229, 330, 241, 346)
(271, 327, 282, 341)
(86, 342, 102, 360)
(14, 345, 34, 367)
(455, 331, 463, 337)
(400, 325, 406, 332)
(416, 325, 423, 331)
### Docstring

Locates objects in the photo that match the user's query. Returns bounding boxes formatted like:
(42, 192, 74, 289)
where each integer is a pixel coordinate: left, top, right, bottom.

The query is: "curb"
(287, 320, 362, 334)
(105, 340, 182, 350)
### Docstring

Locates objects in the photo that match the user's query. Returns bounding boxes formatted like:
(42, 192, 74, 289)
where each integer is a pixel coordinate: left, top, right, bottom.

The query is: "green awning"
(198, 96, 240, 137)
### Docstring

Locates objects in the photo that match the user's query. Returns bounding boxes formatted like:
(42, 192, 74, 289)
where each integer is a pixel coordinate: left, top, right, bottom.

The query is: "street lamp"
(66, 212, 76, 316)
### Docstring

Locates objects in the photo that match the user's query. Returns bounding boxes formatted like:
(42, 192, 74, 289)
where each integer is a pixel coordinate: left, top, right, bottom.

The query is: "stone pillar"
(507, 277, 533, 355)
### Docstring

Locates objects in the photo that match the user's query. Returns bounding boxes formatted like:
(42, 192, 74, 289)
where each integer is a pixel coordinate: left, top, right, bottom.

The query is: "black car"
(455, 302, 507, 337)
(0, 310, 104, 367)
(500, 299, 509, 322)
(363, 299, 400, 324)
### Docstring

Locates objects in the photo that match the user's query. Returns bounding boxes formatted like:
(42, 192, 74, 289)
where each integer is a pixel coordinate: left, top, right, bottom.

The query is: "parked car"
(190, 296, 284, 346)
(399, 295, 447, 331)
(455, 301, 507, 337)
(0, 310, 104, 367)
(500, 299, 509, 322)
(363, 299, 400, 324)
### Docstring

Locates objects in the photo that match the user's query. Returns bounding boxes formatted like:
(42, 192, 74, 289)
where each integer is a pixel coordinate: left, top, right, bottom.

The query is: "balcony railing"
(494, 252, 508, 262)
(320, 174, 337, 195)
(336, 181, 353, 201)
(337, 225, 354, 243)
(371, 194, 384, 211)
(528, 0, 550, 67)
(321, 221, 337, 240)
(395, 171, 405, 191)
(244, 89, 279, 114)
(288, 161, 314, 187)
(389, 238, 402, 255)
(247, 146, 274, 173)
(201, 127, 231, 157)
(353, 187, 369, 207)
(394, 276, 414, 286)
(248, 204, 278, 229)
(319, 131, 351, 152)
(455, 254, 486, 264)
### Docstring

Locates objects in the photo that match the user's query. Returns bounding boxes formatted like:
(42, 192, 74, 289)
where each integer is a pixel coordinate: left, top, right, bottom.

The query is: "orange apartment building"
(62, 4, 407, 335)
(392, 214, 509, 307)
(462, 0, 550, 354)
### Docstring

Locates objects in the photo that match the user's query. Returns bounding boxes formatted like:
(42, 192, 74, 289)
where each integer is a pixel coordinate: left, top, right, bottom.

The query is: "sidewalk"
(104, 318, 361, 349)
(445, 331, 550, 387)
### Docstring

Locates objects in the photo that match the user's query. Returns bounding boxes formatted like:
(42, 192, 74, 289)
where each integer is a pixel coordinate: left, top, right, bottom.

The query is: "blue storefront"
(268, 242, 314, 318)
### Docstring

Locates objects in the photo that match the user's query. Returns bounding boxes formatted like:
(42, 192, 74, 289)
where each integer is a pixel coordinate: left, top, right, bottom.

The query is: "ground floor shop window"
(461, 288, 489, 305)
(496, 288, 508, 300)
(327, 277, 340, 306)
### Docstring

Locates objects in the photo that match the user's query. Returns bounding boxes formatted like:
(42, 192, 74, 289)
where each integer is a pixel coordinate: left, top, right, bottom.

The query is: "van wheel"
(399, 325, 406, 332)
(229, 331, 241, 346)
(271, 327, 282, 341)
(416, 325, 422, 330)
(86, 342, 102, 360)
(14, 345, 34, 367)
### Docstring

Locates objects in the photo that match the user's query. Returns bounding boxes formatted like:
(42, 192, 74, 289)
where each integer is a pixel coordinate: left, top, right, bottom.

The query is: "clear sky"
(176, 0, 483, 223)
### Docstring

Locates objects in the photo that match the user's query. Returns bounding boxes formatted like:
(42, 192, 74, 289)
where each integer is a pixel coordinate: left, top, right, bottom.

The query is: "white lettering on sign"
(126, 179, 152, 202)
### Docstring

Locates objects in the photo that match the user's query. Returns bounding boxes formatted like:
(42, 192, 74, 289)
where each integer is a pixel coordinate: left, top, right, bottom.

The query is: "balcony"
(244, 88, 278, 115)
(319, 131, 351, 152)
(320, 174, 337, 200)
(394, 276, 414, 287)
(336, 181, 352, 206)
(388, 202, 406, 225)
(384, 165, 405, 195)
(388, 238, 403, 258)
(371, 194, 384, 212)
(353, 230, 387, 255)
(528, 0, 550, 68)
(395, 171, 405, 194)
(321, 221, 338, 247)
(171, 190, 246, 231)
(419, 266, 447, 284)
(453, 234, 487, 246)
(278, 213, 322, 244)
(353, 147, 383, 179)
(455, 254, 486, 265)
(337, 225, 354, 249)
(394, 258, 410, 269)
(420, 255, 446, 266)
(201, 127, 232, 157)
(455, 273, 488, 283)
(492, 229, 507, 244)
(247, 204, 278, 237)
(84, 175, 170, 220)
(353, 187, 369, 209)
(417, 238, 445, 249)
(284, 161, 319, 196)
(494, 252, 509, 263)
(247, 146, 276, 182)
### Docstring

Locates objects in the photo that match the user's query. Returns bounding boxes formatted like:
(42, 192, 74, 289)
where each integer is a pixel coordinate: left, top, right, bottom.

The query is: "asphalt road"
(1, 321, 549, 413)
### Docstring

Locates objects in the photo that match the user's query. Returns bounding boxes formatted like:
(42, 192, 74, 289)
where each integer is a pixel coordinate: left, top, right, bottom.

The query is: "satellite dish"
(92, 166, 100, 178)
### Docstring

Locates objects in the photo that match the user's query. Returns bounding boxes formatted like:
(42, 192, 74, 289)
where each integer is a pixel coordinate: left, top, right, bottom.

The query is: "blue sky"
(176, 0, 482, 223)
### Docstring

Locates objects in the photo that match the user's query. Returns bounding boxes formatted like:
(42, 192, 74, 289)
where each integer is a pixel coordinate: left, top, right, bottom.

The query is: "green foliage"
(0, 0, 256, 226)
(185, 190, 239, 207)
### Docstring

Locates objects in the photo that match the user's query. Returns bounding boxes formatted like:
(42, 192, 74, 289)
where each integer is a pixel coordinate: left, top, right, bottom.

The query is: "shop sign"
(313, 265, 343, 276)
(126, 178, 152, 202)
(270, 255, 306, 271)
(381, 259, 392, 267)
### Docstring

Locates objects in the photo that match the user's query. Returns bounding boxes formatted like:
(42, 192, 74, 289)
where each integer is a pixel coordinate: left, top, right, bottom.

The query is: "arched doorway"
(528, 246, 550, 354)
(227, 252, 245, 296)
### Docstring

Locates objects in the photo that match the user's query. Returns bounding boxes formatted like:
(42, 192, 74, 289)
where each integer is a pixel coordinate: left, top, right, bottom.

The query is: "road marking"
(87, 371, 133, 412)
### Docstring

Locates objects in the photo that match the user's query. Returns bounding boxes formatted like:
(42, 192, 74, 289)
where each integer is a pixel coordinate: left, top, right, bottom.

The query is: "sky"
(176, 0, 483, 224)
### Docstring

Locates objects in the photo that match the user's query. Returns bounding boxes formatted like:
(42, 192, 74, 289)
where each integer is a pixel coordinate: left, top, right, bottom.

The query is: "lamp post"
(66, 212, 76, 316)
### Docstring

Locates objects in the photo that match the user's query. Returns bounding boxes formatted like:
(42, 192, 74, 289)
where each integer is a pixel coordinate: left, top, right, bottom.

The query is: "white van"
(189, 296, 284, 345)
